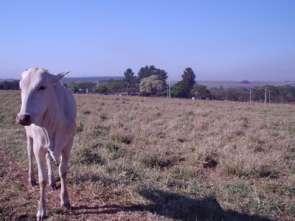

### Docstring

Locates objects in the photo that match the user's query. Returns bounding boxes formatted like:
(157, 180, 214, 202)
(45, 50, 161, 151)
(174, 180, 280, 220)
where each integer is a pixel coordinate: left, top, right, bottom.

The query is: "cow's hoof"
(61, 201, 71, 210)
(36, 210, 46, 221)
(36, 215, 44, 221)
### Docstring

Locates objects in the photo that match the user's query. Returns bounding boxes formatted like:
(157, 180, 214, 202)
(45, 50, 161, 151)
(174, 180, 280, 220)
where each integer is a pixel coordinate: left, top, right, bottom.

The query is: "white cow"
(16, 67, 76, 221)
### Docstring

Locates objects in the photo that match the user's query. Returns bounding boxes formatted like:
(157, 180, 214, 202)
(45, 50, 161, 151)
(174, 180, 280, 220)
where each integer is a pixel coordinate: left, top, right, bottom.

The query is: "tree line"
(1, 66, 295, 103)
(94, 65, 198, 98)
(90, 65, 295, 103)
(0, 80, 19, 90)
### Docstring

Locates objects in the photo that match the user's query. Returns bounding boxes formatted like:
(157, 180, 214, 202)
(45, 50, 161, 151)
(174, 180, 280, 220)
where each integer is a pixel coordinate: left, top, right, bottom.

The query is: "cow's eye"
(38, 86, 46, 91)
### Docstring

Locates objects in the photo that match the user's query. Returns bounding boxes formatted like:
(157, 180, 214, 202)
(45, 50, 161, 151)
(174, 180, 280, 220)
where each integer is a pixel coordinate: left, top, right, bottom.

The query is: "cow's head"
(16, 67, 68, 126)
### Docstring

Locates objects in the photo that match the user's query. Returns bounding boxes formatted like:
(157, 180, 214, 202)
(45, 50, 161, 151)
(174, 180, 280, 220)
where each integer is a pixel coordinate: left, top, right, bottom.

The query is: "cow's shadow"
(69, 187, 272, 221)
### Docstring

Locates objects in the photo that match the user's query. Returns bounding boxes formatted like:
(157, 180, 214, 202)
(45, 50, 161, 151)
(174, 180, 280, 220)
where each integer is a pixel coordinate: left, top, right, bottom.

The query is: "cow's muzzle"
(16, 114, 31, 126)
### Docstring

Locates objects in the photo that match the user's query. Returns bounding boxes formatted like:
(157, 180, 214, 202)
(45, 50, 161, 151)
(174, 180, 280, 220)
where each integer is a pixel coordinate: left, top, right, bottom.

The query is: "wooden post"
(249, 88, 252, 103)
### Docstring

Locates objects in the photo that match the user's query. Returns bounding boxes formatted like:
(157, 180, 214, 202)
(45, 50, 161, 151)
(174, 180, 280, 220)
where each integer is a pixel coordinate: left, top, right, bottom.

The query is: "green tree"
(139, 75, 166, 96)
(138, 65, 168, 81)
(182, 67, 196, 89)
(124, 68, 136, 85)
(123, 68, 139, 94)
(171, 67, 196, 98)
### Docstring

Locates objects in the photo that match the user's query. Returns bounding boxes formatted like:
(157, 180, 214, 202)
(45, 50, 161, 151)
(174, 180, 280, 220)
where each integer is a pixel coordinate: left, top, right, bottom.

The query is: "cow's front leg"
(34, 148, 47, 221)
(46, 153, 56, 190)
(27, 136, 36, 186)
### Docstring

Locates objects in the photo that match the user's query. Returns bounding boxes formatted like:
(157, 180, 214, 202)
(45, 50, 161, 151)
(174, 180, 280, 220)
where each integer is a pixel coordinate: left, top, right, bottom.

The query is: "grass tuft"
(76, 148, 105, 165)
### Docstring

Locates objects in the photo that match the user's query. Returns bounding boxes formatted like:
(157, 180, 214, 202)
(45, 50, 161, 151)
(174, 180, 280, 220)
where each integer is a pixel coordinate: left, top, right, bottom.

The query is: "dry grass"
(0, 91, 294, 220)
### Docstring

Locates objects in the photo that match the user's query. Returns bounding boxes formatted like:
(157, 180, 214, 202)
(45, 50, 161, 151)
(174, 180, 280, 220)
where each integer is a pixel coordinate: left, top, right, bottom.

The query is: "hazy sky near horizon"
(0, 0, 294, 81)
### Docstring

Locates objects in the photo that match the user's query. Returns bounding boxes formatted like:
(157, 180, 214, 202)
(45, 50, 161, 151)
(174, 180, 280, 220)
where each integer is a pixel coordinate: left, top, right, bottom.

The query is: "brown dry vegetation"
(0, 90, 294, 221)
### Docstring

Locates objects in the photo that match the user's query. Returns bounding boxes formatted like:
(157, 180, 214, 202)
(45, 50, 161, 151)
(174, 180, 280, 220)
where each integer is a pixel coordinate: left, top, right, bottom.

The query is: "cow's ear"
(52, 71, 70, 84)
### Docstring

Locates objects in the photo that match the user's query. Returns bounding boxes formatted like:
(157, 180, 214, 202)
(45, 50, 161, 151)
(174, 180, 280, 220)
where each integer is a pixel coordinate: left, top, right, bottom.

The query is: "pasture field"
(0, 90, 294, 221)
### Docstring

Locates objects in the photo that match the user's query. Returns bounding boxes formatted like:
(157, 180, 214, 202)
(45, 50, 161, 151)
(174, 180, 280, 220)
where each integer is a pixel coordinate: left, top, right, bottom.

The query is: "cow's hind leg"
(34, 148, 48, 221)
(59, 144, 71, 209)
(27, 136, 36, 186)
(46, 153, 56, 190)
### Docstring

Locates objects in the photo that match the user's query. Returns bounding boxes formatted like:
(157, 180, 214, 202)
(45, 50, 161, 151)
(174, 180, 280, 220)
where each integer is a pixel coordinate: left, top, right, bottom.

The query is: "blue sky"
(0, 0, 294, 81)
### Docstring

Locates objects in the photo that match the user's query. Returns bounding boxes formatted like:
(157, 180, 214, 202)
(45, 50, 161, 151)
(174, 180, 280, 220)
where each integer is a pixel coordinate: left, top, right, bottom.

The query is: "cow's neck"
(42, 84, 66, 132)
(40, 84, 67, 152)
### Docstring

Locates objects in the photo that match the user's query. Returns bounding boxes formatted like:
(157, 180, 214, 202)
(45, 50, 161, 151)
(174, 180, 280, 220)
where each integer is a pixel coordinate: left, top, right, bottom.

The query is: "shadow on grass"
(69, 187, 272, 221)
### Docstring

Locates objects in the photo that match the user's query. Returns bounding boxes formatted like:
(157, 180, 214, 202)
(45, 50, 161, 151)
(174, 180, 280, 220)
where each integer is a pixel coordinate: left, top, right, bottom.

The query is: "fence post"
(264, 88, 267, 104)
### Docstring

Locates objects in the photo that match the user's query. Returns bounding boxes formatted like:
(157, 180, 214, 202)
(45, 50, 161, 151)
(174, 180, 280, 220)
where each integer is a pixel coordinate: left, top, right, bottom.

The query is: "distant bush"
(96, 80, 126, 94)
(67, 82, 96, 93)
(171, 81, 188, 98)
(191, 84, 212, 100)
(96, 85, 109, 94)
